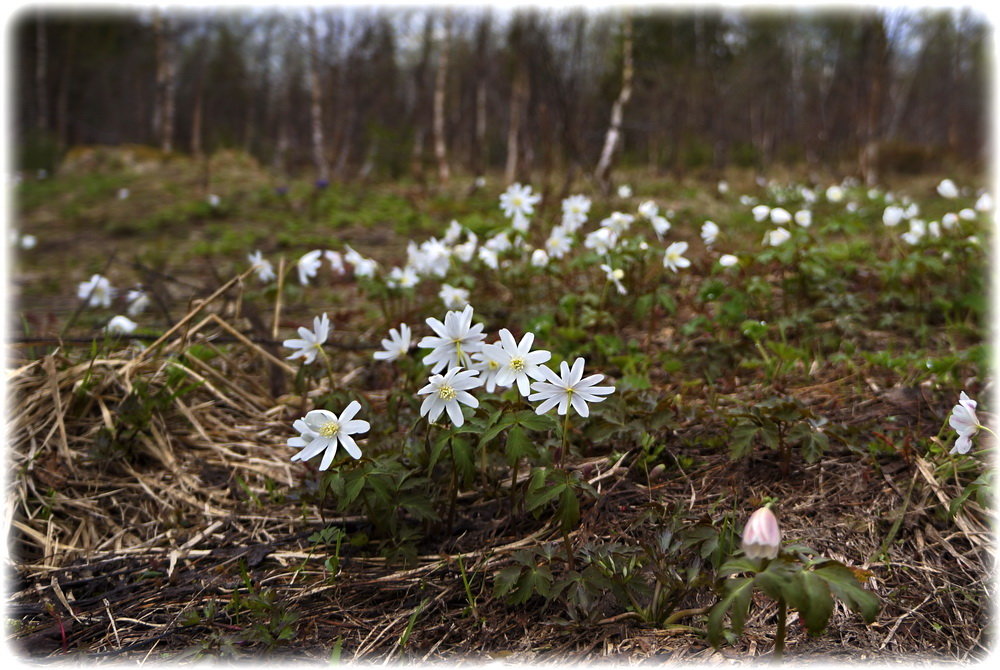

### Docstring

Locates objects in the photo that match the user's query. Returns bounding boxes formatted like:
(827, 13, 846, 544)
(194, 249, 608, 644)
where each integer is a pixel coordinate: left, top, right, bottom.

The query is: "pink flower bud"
(742, 506, 781, 560)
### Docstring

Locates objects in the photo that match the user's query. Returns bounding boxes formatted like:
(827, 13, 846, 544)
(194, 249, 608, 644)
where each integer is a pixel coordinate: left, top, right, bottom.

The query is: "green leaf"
(558, 487, 580, 533)
(494, 565, 522, 598)
(813, 562, 880, 623)
(505, 424, 535, 466)
(730, 423, 759, 460)
(707, 576, 754, 648)
(798, 571, 834, 635)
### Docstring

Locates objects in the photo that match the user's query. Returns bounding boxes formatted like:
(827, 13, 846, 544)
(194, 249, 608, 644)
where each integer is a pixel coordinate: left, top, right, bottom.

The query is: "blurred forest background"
(11, 5, 992, 188)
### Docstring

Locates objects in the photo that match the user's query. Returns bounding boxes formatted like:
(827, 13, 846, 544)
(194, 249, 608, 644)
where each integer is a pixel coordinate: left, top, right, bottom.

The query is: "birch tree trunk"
(432, 11, 452, 184)
(504, 65, 527, 185)
(306, 9, 330, 182)
(594, 15, 634, 193)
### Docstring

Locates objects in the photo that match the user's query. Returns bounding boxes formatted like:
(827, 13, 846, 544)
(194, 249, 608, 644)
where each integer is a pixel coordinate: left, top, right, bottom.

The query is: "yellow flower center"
(488, 360, 499, 370)
(510, 357, 526, 373)
(319, 420, 340, 438)
(437, 384, 457, 401)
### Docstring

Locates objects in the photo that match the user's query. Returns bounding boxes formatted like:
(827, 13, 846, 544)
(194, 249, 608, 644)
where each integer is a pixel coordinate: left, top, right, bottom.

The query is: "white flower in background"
(439, 284, 470, 310)
(485, 231, 512, 253)
(904, 202, 920, 219)
(544, 226, 573, 259)
(387, 266, 419, 290)
(770, 207, 792, 225)
(530, 248, 549, 268)
(959, 208, 976, 221)
(846, 201, 859, 213)
(752, 204, 771, 222)
(511, 211, 531, 234)
(650, 215, 671, 239)
(794, 210, 812, 228)
(419, 304, 486, 373)
(739, 195, 755, 206)
(453, 232, 478, 263)
(344, 246, 378, 278)
(941, 212, 959, 230)
(479, 328, 553, 396)
(584, 227, 618, 255)
(800, 188, 815, 203)
(283, 313, 330, 365)
(742, 506, 781, 560)
(638, 200, 659, 220)
(126, 289, 150, 316)
(928, 221, 941, 239)
(600, 211, 634, 235)
(975, 192, 993, 212)
(701, 221, 720, 246)
(937, 178, 959, 199)
(105, 315, 137, 335)
(901, 219, 926, 245)
(617, 184, 633, 199)
(373, 323, 412, 362)
(208, 193, 221, 208)
(663, 241, 691, 272)
(825, 185, 844, 202)
(949, 391, 981, 455)
(418, 367, 482, 427)
(719, 254, 739, 268)
(600, 263, 627, 295)
(117, 188, 130, 200)
(478, 247, 499, 269)
(882, 205, 906, 227)
(528, 357, 615, 418)
(763, 227, 792, 247)
(19, 234, 37, 250)
(499, 183, 541, 219)
(248, 250, 276, 283)
(289, 403, 369, 469)
(561, 194, 591, 230)
(325, 250, 346, 275)
(967, 235, 981, 246)
(474, 176, 486, 188)
(718, 180, 730, 194)
(297, 249, 323, 285)
(78, 274, 114, 308)
(444, 220, 463, 244)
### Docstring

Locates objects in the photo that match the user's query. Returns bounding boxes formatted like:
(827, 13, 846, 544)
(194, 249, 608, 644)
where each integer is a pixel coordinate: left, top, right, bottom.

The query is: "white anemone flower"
(600, 263, 627, 295)
(283, 313, 330, 365)
(418, 367, 482, 427)
(650, 215, 671, 239)
(480, 329, 552, 396)
(584, 227, 618, 255)
(600, 212, 635, 235)
(419, 304, 486, 373)
(78, 274, 114, 308)
(701, 221, 720, 245)
(500, 183, 541, 219)
(763, 227, 792, 247)
(289, 402, 369, 469)
(617, 184, 632, 198)
(769, 207, 792, 225)
(751, 204, 771, 222)
(530, 248, 549, 268)
(297, 250, 323, 285)
(949, 392, 981, 455)
(638, 200, 659, 220)
(472, 344, 508, 393)
(561, 194, 591, 230)
(444, 219, 463, 244)
(975, 192, 993, 212)
(485, 231, 512, 253)
(106, 315, 138, 335)
(248, 250, 276, 283)
(325, 250, 346, 275)
(882, 206, 906, 227)
(742, 506, 781, 560)
(937, 179, 959, 199)
(719, 254, 739, 268)
(126, 289, 151, 316)
(373, 323, 412, 362)
(825, 185, 844, 202)
(794, 210, 812, 228)
(387, 266, 420, 289)
(439, 284, 470, 310)
(545, 226, 573, 259)
(528, 358, 615, 418)
(959, 208, 977, 221)
(478, 247, 499, 269)
(663, 241, 691, 272)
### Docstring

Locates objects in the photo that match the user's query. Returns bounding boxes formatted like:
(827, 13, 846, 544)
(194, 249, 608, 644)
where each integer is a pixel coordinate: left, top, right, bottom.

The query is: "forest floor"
(5, 149, 994, 663)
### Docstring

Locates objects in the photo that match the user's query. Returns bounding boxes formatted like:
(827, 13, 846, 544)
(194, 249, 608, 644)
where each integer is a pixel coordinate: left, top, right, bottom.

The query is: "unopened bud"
(742, 506, 781, 560)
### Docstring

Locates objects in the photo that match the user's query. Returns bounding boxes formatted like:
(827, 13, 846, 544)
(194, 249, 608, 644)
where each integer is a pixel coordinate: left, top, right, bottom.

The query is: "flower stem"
(559, 411, 572, 468)
(773, 597, 787, 661)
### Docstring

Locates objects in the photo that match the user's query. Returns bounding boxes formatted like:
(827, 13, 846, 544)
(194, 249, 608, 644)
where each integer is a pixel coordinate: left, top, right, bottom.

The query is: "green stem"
(559, 411, 572, 468)
(773, 597, 787, 660)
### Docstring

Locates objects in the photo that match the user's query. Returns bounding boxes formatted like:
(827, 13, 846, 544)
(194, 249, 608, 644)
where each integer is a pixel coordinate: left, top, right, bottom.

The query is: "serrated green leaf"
(558, 487, 580, 533)
(505, 424, 534, 466)
(707, 576, 754, 648)
(798, 571, 834, 635)
(813, 563, 880, 623)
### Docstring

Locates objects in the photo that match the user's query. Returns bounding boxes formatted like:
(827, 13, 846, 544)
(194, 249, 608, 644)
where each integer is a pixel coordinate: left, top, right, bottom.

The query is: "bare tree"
(594, 15, 633, 193)
(306, 8, 329, 182)
(153, 8, 177, 153)
(432, 10, 452, 183)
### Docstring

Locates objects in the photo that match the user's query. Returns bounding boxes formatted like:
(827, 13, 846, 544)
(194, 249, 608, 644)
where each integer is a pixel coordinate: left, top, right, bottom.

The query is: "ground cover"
(6, 151, 993, 662)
